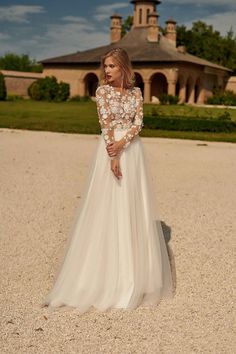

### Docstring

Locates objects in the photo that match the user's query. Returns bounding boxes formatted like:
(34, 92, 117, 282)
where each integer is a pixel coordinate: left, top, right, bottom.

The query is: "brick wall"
(0, 70, 43, 97)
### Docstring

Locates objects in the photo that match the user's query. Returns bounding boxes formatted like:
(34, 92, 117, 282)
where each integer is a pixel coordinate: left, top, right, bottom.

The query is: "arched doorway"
(134, 72, 144, 95)
(84, 73, 99, 97)
(194, 77, 201, 103)
(150, 73, 168, 98)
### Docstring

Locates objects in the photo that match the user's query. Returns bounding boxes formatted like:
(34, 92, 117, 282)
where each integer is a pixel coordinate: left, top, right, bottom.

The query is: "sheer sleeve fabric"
(95, 86, 115, 150)
(120, 87, 144, 150)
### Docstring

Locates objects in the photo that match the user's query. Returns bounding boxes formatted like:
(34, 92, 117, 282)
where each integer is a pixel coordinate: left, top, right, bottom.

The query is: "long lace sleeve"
(95, 86, 115, 151)
(120, 87, 144, 150)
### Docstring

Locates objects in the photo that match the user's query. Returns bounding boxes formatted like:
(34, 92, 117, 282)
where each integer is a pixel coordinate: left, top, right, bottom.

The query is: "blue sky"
(0, 0, 235, 61)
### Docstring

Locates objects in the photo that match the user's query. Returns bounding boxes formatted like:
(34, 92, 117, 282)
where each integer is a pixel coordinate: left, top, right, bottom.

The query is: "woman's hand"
(107, 139, 125, 158)
(111, 158, 122, 180)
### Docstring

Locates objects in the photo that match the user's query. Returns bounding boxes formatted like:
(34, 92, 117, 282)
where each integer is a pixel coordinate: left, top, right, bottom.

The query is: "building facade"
(40, 0, 231, 104)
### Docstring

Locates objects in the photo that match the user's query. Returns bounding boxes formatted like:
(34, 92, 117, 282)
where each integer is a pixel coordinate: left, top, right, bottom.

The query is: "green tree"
(0, 72, 7, 101)
(0, 53, 43, 73)
(121, 16, 133, 37)
(176, 21, 236, 73)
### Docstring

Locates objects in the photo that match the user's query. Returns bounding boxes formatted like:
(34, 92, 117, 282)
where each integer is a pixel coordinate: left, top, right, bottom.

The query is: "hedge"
(144, 115, 236, 132)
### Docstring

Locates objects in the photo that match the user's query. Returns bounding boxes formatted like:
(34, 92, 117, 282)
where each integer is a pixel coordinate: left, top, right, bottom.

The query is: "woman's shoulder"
(132, 86, 143, 99)
(95, 84, 110, 96)
(132, 86, 141, 92)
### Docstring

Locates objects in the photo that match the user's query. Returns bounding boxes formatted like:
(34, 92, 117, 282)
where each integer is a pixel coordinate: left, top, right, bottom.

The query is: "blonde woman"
(42, 47, 173, 313)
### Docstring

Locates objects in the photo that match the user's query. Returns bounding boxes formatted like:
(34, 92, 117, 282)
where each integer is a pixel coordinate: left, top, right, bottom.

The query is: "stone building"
(40, 0, 231, 103)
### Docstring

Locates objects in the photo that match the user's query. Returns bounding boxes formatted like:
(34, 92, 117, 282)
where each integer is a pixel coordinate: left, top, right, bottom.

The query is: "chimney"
(147, 11, 159, 42)
(110, 14, 122, 43)
(165, 18, 177, 47)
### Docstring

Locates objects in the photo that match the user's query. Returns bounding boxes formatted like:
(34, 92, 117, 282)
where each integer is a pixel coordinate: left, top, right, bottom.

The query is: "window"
(139, 8, 142, 24)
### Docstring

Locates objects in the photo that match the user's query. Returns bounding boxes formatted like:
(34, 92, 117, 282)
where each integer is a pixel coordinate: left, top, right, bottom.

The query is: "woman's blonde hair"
(99, 47, 135, 89)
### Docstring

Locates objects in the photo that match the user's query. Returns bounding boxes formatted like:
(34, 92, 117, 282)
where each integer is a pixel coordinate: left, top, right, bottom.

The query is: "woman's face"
(104, 56, 122, 87)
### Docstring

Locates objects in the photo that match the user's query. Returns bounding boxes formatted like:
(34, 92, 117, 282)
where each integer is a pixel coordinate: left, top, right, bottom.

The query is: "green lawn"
(0, 100, 236, 143)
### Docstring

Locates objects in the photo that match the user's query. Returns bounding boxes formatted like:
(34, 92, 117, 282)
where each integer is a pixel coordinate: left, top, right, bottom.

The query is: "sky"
(0, 0, 235, 61)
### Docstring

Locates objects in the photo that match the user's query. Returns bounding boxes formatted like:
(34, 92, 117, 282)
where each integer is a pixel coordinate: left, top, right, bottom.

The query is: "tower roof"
(166, 18, 176, 24)
(110, 13, 122, 19)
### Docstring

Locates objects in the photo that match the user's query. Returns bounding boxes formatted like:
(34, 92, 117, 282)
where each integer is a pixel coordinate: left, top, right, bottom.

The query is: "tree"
(0, 53, 43, 73)
(176, 21, 236, 73)
(121, 16, 133, 37)
(0, 72, 7, 101)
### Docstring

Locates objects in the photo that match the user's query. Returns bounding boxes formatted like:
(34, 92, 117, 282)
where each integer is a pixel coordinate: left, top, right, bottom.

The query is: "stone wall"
(0, 70, 43, 97)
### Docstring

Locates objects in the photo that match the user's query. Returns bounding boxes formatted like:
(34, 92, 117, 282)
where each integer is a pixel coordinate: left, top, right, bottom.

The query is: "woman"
(42, 47, 173, 313)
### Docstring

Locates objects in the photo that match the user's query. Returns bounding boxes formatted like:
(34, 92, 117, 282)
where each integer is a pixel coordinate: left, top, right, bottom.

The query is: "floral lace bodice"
(95, 84, 144, 156)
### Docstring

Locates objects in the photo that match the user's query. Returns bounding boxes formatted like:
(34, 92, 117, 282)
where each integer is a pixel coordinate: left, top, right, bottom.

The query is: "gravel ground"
(0, 128, 235, 354)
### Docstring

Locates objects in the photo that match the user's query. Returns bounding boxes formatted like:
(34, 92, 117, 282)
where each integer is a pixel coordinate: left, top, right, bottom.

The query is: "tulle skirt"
(42, 129, 173, 313)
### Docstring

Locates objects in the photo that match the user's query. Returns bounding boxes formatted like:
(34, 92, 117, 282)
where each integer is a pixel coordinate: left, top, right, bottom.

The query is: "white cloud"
(34, 20, 109, 60)
(184, 11, 236, 35)
(0, 5, 45, 23)
(94, 2, 129, 22)
(0, 32, 10, 40)
(62, 16, 89, 24)
(0, 11, 109, 60)
(166, 0, 236, 8)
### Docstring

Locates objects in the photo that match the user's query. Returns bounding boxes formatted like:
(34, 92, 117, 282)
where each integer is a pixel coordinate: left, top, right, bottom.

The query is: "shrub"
(207, 90, 236, 106)
(69, 95, 91, 102)
(28, 76, 70, 101)
(144, 115, 236, 132)
(0, 72, 7, 101)
(7, 94, 24, 101)
(55, 82, 70, 102)
(159, 93, 179, 105)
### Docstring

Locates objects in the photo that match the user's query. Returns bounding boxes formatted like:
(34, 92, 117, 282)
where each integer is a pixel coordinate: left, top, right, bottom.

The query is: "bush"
(144, 115, 236, 132)
(7, 94, 25, 101)
(28, 76, 70, 102)
(159, 93, 179, 105)
(0, 72, 7, 101)
(69, 95, 91, 102)
(207, 90, 236, 106)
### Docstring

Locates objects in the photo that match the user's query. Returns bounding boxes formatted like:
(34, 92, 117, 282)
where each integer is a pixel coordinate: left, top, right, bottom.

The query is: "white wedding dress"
(42, 84, 173, 313)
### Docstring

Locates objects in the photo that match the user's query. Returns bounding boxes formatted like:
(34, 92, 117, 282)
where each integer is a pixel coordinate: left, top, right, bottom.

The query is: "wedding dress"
(42, 84, 173, 313)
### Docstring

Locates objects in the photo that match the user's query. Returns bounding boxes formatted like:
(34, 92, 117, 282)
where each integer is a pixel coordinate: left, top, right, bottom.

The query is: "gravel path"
(0, 128, 235, 354)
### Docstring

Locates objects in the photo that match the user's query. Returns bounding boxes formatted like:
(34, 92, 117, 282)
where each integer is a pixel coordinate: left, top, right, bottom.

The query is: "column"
(197, 86, 205, 104)
(144, 79, 151, 103)
(187, 81, 195, 104)
(179, 82, 186, 103)
(168, 80, 176, 96)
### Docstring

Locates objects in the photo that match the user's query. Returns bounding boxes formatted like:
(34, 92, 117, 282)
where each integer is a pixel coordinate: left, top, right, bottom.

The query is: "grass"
(0, 100, 236, 143)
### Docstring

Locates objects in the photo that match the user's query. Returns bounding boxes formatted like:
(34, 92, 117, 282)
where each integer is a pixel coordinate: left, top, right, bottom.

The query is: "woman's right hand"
(111, 158, 122, 180)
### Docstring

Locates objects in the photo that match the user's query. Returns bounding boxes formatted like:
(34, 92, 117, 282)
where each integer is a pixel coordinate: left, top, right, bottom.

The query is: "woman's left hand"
(107, 140, 124, 158)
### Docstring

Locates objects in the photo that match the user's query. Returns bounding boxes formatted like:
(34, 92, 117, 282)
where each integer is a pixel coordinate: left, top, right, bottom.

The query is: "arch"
(150, 73, 168, 98)
(194, 77, 202, 103)
(146, 8, 150, 24)
(84, 73, 99, 97)
(134, 72, 144, 96)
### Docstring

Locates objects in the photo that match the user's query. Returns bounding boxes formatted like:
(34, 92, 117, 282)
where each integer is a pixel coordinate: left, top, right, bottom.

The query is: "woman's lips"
(107, 75, 112, 79)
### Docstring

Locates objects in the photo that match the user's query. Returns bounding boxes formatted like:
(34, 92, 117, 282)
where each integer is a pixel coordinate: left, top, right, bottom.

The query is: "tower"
(147, 11, 159, 42)
(131, 0, 161, 28)
(165, 18, 177, 47)
(110, 14, 122, 43)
